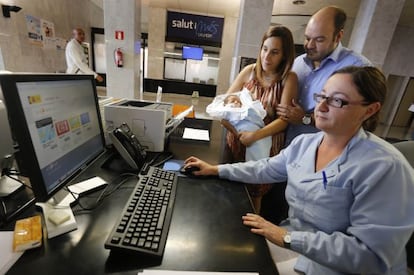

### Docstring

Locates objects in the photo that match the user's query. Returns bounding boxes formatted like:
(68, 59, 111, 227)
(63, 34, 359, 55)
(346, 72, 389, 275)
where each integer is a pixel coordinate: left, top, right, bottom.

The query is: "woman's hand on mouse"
(184, 156, 219, 176)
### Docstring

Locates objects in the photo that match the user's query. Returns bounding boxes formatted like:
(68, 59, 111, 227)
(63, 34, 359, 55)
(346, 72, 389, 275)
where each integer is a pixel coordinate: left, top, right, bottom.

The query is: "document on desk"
(0, 231, 24, 274)
(139, 271, 258, 275)
(182, 127, 210, 141)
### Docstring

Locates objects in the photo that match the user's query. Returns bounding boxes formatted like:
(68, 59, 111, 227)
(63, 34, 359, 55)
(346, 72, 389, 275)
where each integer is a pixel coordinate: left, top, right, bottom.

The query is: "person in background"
(184, 66, 414, 274)
(223, 25, 298, 213)
(65, 28, 103, 83)
(277, 6, 371, 146)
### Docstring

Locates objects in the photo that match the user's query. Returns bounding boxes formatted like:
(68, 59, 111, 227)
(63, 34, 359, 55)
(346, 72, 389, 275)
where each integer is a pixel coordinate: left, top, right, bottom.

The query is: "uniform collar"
(335, 128, 367, 169)
(295, 128, 367, 177)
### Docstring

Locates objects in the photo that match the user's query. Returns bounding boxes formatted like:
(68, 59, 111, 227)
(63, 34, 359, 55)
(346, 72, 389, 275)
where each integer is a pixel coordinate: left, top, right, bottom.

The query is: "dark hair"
(314, 6, 347, 37)
(332, 6, 347, 36)
(332, 66, 386, 131)
(255, 25, 295, 83)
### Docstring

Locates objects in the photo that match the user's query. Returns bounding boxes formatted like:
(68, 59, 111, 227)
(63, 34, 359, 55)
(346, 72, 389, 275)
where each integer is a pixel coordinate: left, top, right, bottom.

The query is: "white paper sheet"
(0, 231, 24, 274)
(182, 128, 210, 141)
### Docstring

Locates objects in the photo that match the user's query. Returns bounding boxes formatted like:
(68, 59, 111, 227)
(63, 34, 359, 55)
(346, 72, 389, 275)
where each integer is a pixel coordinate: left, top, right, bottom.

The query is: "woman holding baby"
(224, 25, 298, 214)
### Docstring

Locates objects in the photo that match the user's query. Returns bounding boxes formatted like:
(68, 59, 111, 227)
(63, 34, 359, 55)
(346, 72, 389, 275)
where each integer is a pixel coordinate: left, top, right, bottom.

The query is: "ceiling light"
(292, 0, 306, 5)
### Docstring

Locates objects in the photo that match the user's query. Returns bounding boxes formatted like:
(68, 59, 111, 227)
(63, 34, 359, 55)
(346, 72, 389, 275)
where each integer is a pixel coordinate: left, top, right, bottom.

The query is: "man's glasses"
(313, 93, 367, 108)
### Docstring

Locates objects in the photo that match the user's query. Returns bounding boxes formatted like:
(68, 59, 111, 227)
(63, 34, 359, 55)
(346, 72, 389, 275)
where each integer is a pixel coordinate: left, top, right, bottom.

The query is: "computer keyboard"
(104, 166, 177, 257)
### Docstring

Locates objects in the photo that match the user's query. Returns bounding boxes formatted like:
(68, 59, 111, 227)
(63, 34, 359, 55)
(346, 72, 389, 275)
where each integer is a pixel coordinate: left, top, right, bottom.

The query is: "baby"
(222, 94, 271, 161)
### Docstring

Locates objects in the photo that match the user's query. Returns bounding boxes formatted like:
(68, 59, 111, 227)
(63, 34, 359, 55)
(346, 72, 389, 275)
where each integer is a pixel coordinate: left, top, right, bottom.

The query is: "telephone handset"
(109, 123, 147, 170)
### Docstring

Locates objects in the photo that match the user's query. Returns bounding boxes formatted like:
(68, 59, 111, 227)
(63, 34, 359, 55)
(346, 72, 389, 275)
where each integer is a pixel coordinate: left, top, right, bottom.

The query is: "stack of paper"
(0, 231, 24, 274)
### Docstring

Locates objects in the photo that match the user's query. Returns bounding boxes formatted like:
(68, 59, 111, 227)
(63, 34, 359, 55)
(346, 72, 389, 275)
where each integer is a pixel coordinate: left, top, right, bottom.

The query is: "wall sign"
(166, 11, 224, 47)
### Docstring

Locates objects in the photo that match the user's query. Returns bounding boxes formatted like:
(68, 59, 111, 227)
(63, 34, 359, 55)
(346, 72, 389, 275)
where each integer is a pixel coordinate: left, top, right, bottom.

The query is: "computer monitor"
(0, 73, 106, 237)
(182, 46, 203, 61)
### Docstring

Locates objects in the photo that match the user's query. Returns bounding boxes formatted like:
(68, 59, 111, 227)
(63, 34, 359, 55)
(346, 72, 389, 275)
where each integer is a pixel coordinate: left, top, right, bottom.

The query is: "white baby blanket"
(206, 88, 266, 122)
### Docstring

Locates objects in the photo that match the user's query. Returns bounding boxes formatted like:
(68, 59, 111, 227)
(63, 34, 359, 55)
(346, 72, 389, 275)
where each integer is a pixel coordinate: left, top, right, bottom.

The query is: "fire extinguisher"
(114, 48, 123, 67)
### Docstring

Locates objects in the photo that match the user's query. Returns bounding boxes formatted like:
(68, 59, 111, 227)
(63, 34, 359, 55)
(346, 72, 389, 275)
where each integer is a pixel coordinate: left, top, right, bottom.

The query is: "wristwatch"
(283, 231, 291, 249)
(302, 114, 312, 125)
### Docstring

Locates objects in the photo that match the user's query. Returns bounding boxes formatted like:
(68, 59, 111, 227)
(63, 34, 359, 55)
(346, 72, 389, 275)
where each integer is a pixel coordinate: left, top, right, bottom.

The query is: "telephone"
(109, 123, 146, 170)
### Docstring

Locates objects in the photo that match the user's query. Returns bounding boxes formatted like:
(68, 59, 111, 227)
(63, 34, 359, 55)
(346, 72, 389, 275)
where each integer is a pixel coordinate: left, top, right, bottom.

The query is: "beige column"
(229, 0, 274, 85)
(103, 0, 141, 99)
(146, 7, 166, 80)
(349, 0, 405, 68)
(216, 15, 238, 95)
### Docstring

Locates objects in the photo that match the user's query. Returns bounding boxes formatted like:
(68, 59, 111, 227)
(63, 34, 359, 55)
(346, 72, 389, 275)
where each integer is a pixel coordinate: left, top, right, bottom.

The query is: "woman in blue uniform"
(184, 66, 414, 274)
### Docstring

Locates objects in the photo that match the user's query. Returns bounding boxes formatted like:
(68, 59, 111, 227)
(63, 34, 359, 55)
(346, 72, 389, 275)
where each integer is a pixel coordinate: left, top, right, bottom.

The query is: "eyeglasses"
(313, 93, 367, 108)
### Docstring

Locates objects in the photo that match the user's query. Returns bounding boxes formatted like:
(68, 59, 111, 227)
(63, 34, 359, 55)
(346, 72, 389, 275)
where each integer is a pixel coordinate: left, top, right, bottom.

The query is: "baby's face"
(225, 95, 242, 108)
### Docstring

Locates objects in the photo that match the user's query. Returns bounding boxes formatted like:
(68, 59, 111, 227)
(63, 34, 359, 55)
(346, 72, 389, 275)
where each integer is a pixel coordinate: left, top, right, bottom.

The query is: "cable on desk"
(142, 152, 173, 171)
(93, 173, 138, 201)
(2, 168, 32, 189)
(0, 199, 7, 221)
(67, 173, 139, 213)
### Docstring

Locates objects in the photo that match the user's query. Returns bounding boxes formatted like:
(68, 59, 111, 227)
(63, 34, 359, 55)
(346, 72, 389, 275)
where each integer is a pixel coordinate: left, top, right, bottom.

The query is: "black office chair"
(394, 140, 414, 167)
(392, 140, 414, 269)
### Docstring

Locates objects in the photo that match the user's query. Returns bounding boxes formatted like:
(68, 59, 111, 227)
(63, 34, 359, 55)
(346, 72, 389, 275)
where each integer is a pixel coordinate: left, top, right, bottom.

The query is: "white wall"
(383, 25, 414, 78)
(0, 0, 103, 73)
(2, 1, 414, 90)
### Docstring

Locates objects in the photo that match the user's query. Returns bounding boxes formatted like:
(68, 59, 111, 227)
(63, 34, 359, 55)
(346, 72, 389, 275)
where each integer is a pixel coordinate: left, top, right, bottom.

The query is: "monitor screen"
(182, 46, 203, 61)
(0, 74, 105, 202)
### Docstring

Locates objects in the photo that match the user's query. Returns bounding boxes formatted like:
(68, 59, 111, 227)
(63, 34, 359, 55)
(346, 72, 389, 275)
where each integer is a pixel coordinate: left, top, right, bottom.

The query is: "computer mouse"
(180, 165, 200, 176)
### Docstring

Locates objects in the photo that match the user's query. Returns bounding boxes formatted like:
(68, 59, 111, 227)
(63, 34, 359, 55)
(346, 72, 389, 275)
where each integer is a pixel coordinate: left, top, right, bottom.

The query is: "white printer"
(104, 99, 175, 152)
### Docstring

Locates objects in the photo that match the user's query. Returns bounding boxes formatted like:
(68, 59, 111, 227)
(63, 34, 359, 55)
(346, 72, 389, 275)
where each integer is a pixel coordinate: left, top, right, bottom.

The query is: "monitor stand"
(36, 176, 107, 239)
(36, 195, 77, 239)
(0, 175, 23, 197)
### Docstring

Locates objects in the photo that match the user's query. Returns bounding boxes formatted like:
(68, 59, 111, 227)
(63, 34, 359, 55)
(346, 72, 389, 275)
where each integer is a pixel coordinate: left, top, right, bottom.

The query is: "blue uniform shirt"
(285, 43, 372, 146)
(219, 129, 414, 274)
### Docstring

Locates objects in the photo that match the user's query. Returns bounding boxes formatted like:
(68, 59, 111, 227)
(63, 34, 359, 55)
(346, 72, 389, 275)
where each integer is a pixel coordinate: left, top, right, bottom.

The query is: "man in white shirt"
(65, 28, 103, 82)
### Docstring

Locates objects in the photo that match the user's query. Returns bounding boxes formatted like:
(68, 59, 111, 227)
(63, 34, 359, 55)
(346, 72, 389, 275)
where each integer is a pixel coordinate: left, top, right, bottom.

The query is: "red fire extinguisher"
(114, 48, 123, 67)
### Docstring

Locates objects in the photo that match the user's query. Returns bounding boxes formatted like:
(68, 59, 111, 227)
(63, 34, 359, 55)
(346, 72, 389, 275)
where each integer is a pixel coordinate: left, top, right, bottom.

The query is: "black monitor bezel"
(0, 73, 106, 202)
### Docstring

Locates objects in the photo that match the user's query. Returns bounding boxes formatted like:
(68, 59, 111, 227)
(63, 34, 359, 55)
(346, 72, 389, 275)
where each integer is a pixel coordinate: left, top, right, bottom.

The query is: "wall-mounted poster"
(25, 15, 42, 46)
(25, 15, 64, 50)
(41, 19, 54, 39)
(41, 19, 56, 49)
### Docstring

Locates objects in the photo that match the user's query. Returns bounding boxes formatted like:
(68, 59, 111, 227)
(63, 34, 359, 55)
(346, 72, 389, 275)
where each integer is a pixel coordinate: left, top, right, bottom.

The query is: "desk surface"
(4, 152, 278, 275)
(167, 118, 225, 165)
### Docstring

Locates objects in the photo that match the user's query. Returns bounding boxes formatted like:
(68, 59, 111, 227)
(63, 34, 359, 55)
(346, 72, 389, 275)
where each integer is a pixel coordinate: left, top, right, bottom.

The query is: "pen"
(322, 171, 327, 190)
